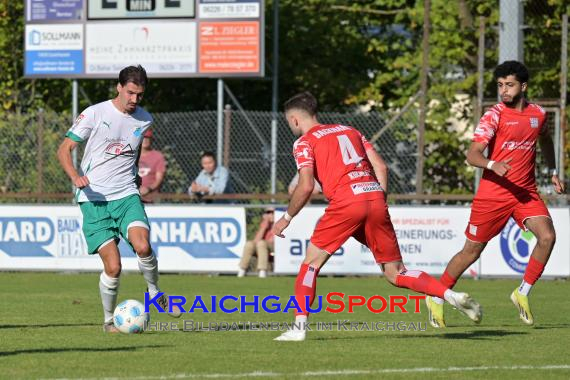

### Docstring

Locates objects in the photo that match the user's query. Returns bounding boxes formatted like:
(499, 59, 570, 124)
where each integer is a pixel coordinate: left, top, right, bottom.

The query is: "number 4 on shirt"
(337, 134, 362, 165)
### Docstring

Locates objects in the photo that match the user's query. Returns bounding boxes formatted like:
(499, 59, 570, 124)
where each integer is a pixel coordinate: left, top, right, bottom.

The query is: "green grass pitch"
(1, 272, 569, 379)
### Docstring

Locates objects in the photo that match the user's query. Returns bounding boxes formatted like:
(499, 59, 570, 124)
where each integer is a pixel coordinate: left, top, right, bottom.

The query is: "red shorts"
(310, 198, 402, 264)
(465, 192, 550, 243)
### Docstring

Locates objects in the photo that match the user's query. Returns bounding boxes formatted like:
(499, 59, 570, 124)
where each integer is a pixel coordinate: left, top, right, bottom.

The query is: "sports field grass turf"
(1, 272, 569, 379)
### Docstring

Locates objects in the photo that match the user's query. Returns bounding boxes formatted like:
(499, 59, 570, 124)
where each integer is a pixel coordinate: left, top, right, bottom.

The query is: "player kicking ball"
(425, 61, 565, 328)
(57, 65, 181, 333)
(272, 92, 482, 341)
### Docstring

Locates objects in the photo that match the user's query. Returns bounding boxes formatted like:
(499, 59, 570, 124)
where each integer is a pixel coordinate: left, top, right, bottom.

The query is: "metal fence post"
(560, 14, 567, 185)
(37, 109, 44, 202)
(223, 104, 232, 169)
(416, 0, 430, 195)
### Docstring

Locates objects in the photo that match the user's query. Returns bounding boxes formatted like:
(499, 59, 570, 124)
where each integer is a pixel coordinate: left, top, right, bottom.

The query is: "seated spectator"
(237, 208, 274, 278)
(188, 151, 231, 200)
(138, 129, 166, 203)
(288, 172, 322, 195)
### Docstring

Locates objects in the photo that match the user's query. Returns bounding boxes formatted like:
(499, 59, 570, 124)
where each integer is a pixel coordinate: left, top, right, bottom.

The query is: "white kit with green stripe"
(66, 100, 152, 202)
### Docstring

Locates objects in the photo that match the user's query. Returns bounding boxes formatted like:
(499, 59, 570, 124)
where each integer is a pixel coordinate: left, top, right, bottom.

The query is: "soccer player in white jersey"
(57, 65, 181, 333)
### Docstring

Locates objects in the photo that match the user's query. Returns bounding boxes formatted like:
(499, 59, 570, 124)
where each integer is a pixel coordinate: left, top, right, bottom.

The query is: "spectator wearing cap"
(138, 129, 166, 203)
(237, 208, 275, 278)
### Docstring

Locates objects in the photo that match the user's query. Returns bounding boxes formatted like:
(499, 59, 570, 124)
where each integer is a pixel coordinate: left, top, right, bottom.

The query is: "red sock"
(395, 270, 448, 298)
(440, 270, 458, 289)
(523, 256, 546, 285)
(294, 264, 319, 316)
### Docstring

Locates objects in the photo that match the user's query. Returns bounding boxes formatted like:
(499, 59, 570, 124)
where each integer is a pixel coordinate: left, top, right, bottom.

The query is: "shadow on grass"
(310, 329, 528, 341)
(0, 323, 99, 330)
(530, 323, 570, 330)
(0, 345, 167, 357)
(435, 329, 528, 340)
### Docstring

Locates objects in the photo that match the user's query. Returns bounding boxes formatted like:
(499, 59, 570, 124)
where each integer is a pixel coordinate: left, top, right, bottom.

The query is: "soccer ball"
(113, 299, 150, 334)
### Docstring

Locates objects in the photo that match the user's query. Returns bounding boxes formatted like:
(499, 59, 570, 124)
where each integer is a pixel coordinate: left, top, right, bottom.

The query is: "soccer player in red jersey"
(272, 92, 482, 341)
(426, 61, 566, 328)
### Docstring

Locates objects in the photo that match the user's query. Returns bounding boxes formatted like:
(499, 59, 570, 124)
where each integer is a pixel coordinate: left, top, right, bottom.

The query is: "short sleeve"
(293, 138, 314, 170)
(66, 107, 96, 142)
(539, 111, 549, 136)
(473, 107, 500, 144)
(359, 131, 374, 151)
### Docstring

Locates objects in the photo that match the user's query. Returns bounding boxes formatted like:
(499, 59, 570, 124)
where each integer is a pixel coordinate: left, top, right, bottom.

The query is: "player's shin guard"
(138, 252, 160, 297)
(294, 263, 320, 316)
(440, 270, 458, 289)
(523, 256, 545, 286)
(99, 272, 119, 323)
(395, 270, 447, 299)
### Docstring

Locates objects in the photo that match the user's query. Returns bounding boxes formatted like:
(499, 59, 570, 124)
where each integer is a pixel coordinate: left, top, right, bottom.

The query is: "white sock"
(518, 280, 532, 296)
(432, 296, 445, 305)
(99, 272, 119, 324)
(293, 315, 308, 331)
(237, 269, 246, 277)
(138, 253, 160, 297)
(443, 289, 456, 304)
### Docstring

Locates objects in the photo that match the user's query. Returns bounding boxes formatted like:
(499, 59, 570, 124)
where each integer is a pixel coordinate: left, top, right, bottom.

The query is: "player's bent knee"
(538, 230, 556, 247)
(132, 240, 151, 257)
(105, 263, 122, 278)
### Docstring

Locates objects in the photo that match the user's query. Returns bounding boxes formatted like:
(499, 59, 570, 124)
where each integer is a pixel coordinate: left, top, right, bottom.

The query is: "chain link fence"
(154, 106, 419, 197)
(0, 106, 419, 203)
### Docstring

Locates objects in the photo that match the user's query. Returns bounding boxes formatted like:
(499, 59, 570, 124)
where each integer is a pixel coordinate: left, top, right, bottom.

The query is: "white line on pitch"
(46, 364, 570, 380)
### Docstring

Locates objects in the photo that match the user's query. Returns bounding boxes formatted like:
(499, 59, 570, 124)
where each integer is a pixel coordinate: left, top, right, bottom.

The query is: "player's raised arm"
(57, 137, 89, 188)
(365, 147, 388, 194)
(538, 128, 566, 194)
(466, 141, 512, 177)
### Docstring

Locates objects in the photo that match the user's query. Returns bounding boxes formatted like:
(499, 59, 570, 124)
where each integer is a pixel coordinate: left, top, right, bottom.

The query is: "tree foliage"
(1, 0, 568, 194)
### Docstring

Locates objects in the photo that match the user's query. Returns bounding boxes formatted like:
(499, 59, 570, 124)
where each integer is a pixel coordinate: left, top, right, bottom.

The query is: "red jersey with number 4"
(473, 102, 547, 199)
(293, 124, 383, 206)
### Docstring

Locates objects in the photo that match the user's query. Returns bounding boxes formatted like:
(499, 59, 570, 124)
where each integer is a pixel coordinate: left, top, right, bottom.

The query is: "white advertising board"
(481, 208, 570, 277)
(85, 21, 197, 75)
(25, 24, 84, 75)
(0, 205, 246, 273)
(274, 206, 569, 277)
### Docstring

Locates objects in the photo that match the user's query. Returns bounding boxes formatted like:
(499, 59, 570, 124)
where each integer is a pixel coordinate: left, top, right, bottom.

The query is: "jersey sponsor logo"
(102, 121, 112, 129)
(312, 125, 351, 139)
(351, 181, 382, 195)
(347, 170, 371, 180)
(530, 117, 539, 128)
(501, 140, 535, 151)
(105, 142, 135, 157)
(505, 121, 519, 126)
(500, 218, 536, 273)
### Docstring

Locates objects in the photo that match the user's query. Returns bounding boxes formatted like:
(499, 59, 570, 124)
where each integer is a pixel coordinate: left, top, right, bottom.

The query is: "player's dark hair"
(493, 61, 529, 84)
(118, 65, 148, 87)
(200, 151, 216, 161)
(284, 92, 318, 117)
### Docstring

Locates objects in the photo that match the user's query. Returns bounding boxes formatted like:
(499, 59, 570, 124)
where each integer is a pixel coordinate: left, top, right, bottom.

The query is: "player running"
(425, 61, 565, 328)
(57, 65, 181, 333)
(273, 92, 482, 341)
